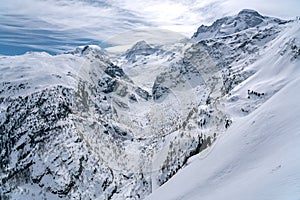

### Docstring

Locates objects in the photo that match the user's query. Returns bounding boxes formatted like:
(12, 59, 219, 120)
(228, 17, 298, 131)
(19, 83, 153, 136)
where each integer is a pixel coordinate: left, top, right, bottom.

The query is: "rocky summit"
(1, 9, 300, 200)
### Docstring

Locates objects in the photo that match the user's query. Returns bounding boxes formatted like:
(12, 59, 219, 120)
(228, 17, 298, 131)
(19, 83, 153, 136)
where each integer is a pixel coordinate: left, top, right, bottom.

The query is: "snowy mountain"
(192, 9, 289, 41)
(147, 11, 300, 200)
(1, 10, 300, 200)
(125, 40, 159, 61)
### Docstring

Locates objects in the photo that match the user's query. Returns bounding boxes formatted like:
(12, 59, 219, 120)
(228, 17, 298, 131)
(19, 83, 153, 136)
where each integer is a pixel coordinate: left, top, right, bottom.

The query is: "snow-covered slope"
(147, 77, 300, 200)
(0, 45, 170, 199)
(147, 18, 300, 200)
(0, 43, 221, 199)
(1, 9, 300, 200)
(192, 9, 289, 41)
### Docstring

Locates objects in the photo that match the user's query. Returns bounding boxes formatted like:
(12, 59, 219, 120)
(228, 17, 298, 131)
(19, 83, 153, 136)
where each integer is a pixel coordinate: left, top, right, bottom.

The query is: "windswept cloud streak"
(0, 0, 299, 55)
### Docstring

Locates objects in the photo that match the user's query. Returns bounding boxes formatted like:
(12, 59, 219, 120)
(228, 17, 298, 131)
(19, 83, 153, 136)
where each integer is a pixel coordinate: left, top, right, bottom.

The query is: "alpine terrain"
(1, 9, 300, 200)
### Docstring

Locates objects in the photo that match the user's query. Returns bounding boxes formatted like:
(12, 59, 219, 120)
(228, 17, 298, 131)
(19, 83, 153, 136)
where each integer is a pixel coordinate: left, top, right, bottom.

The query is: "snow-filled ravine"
(1, 9, 300, 200)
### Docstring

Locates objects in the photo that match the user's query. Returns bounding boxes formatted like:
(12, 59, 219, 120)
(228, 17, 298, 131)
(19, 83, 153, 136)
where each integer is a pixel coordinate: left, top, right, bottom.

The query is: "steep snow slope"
(146, 20, 300, 200)
(1, 9, 299, 200)
(147, 78, 300, 200)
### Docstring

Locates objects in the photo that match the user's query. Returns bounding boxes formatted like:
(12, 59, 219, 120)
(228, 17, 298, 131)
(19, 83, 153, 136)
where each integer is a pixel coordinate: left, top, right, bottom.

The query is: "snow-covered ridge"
(0, 42, 221, 199)
(192, 9, 289, 41)
(1, 10, 300, 200)
(124, 40, 160, 62)
(147, 15, 300, 200)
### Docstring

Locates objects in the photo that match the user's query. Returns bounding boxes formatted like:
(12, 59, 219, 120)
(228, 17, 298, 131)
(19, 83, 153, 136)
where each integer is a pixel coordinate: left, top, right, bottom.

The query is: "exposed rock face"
(0, 46, 154, 199)
(1, 10, 298, 200)
(125, 41, 159, 62)
(192, 9, 287, 41)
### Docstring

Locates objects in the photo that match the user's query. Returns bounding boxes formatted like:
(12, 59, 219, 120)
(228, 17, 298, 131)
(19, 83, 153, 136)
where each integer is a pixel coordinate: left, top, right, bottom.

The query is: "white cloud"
(0, 0, 299, 55)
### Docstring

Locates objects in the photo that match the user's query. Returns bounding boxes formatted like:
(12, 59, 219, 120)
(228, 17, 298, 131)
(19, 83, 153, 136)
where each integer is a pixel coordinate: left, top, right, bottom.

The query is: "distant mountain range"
(1, 9, 300, 200)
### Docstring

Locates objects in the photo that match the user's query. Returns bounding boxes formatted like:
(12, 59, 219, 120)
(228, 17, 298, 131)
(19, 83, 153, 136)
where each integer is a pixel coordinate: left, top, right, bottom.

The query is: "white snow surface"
(1, 10, 300, 200)
(146, 21, 300, 200)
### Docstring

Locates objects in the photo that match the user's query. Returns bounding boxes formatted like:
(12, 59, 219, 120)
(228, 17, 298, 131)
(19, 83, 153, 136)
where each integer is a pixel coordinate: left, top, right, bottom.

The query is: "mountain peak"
(125, 40, 158, 61)
(238, 9, 262, 17)
(192, 9, 284, 41)
(129, 40, 152, 51)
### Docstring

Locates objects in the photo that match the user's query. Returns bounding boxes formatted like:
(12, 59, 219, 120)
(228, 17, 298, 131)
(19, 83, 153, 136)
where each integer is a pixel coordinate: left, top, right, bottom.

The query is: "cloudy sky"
(0, 0, 299, 55)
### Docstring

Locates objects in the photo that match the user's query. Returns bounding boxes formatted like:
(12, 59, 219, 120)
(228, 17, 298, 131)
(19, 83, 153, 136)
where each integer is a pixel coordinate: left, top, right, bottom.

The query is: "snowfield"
(1, 9, 300, 200)
(147, 77, 300, 200)
(147, 20, 300, 200)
